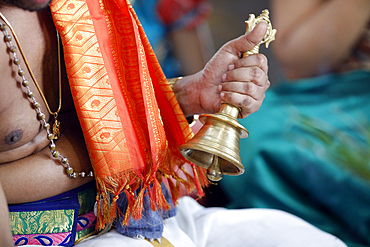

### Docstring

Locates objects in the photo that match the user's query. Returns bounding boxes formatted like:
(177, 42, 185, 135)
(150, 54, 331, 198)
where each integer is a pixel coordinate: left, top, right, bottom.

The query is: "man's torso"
(0, 6, 93, 205)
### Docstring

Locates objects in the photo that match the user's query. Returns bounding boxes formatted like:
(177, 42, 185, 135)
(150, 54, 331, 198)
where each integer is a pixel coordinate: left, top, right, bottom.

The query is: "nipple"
(4, 129, 23, 145)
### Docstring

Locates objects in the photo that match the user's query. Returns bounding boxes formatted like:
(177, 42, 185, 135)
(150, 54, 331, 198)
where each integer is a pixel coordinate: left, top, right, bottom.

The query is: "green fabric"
(9, 181, 96, 237)
(9, 209, 75, 235)
(219, 70, 370, 247)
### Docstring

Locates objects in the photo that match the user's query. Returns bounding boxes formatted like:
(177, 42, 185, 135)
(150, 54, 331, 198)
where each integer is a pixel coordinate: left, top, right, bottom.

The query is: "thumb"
(228, 21, 268, 56)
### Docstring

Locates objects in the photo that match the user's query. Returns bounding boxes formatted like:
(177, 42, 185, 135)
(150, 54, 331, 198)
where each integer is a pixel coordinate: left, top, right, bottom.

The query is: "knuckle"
(255, 53, 266, 64)
(250, 66, 263, 78)
(239, 97, 264, 116)
(243, 83, 253, 93)
(240, 96, 252, 108)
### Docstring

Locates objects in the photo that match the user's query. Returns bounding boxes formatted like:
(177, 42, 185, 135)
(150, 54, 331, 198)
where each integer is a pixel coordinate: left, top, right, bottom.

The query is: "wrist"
(169, 73, 200, 117)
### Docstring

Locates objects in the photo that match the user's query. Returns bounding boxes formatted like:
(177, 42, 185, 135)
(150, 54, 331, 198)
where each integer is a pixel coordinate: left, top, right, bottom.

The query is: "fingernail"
(222, 73, 227, 81)
(218, 84, 222, 92)
(220, 92, 225, 99)
(228, 64, 234, 70)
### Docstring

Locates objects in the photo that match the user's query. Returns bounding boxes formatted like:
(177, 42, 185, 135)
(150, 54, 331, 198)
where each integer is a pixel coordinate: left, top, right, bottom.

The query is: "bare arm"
(272, 0, 370, 79)
(0, 180, 14, 247)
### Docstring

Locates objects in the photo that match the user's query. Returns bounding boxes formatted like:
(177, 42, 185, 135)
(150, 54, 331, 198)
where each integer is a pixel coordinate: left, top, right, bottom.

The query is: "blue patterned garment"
(115, 184, 176, 240)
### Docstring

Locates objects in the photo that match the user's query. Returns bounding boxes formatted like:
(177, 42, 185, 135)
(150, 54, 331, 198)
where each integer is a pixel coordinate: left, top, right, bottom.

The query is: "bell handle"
(218, 103, 240, 119)
(242, 9, 276, 58)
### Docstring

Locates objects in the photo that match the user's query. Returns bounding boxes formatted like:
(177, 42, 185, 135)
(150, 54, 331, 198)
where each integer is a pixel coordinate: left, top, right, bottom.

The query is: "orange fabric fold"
(50, 0, 208, 230)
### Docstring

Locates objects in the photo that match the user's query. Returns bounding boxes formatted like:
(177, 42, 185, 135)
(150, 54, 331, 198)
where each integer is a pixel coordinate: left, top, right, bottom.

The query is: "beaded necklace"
(0, 12, 93, 179)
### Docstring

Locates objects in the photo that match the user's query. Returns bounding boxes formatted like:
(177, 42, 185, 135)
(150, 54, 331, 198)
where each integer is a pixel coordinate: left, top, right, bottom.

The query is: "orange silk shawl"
(50, 0, 207, 230)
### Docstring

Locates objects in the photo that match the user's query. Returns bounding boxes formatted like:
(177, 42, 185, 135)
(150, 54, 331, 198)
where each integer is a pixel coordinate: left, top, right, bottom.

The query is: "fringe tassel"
(94, 158, 208, 232)
(131, 186, 146, 220)
(95, 194, 105, 230)
(191, 166, 206, 196)
(166, 177, 179, 205)
(147, 183, 157, 212)
(122, 189, 134, 225)
(154, 179, 171, 210)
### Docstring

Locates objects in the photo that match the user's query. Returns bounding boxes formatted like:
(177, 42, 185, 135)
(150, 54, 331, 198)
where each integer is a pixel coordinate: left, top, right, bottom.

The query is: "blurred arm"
(0, 179, 14, 247)
(271, 0, 370, 79)
(156, 0, 214, 75)
(169, 21, 215, 75)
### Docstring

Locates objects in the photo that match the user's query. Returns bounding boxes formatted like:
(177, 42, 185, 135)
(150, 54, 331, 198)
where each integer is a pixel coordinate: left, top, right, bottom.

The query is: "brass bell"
(179, 9, 276, 182)
(180, 103, 248, 182)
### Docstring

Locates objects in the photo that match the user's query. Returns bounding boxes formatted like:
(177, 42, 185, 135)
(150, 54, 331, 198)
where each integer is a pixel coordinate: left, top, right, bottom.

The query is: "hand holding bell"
(180, 9, 276, 182)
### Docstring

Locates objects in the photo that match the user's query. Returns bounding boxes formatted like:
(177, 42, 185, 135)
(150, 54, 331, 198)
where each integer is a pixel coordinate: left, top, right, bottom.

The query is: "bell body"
(179, 104, 248, 181)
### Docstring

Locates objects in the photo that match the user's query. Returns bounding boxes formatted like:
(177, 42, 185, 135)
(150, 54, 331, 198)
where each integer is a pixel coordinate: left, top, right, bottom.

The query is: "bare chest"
(0, 7, 93, 204)
(0, 8, 75, 162)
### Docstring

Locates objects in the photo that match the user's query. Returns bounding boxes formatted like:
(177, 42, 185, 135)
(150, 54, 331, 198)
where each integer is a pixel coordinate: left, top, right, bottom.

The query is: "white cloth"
(73, 196, 347, 247)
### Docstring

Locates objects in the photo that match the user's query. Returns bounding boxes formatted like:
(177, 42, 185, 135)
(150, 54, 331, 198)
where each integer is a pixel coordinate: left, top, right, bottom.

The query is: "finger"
(220, 91, 265, 118)
(230, 54, 268, 74)
(222, 66, 268, 86)
(226, 22, 268, 57)
(220, 81, 266, 101)
(238, 96, 265, 119)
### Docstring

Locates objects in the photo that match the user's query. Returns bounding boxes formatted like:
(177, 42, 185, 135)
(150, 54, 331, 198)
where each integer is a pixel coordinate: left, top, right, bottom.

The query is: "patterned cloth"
(50, 0, 207, 236)
(9, 181, 97, 246)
